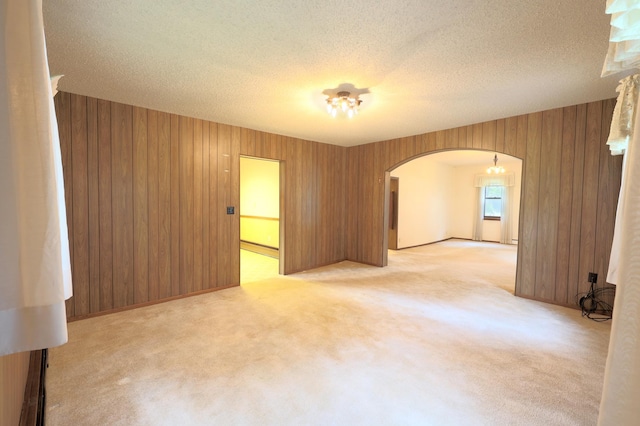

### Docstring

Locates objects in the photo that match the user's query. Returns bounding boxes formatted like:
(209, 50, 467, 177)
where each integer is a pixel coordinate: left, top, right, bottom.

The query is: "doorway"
(383, 150, 522, 291)
(239, 156, 283, 284)
(385, 150, 522, 250)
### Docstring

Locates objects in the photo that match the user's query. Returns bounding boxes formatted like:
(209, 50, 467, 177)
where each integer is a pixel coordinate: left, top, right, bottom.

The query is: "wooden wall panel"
(193, 120, 204, 292)
(472, 123, 483, 149)
(446, 128, 459, 150)
(504, 116, 519, 157)
(147, 110, 159, 302)
(170, 114, 180, 297)
(362, 146, 376, 263)
(577, 102, 603, 296)
(157, 112, 171, 299)
(133, 107, 149, 304)
(516, 112, 542, 298)
(567, 104, 588, 300)
(344, 99, 620, 308)
(554, 106, 577, 304)
(435, 131, 446, 150)
(371, 142, 386, 263)
(465, 125, 474, 149)
(179, 116, 194, 294)
(456, 127, 467, 150)
(345, 144, 360, 260)
(240, 127, 254, 156)
(0, 351, 31, 426)
(97, 99, 113, 311)
(534, 108, 563, 300)
(284, 139, 302, 271)
(516, 115, 528, 160)
(87, 97, 100, 314)
(217, 124, 232, 286)
(316, 143, 330, 263)
(71, 94, 89, 316)
(208, 122, 219, 288)
(495, 119, 506, 153)
(482, 120, 496, 151)
(111, 102, 134, 308)
(202, 122, 211, 290)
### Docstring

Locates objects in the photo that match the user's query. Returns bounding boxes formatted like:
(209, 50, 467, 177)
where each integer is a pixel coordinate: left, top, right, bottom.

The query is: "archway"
(382, 149, 523, 267)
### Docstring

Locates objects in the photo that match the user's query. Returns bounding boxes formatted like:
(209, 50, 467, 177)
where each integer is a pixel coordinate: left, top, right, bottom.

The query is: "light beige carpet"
(241, 249, 279, 284)
(46, 240, 611, 425)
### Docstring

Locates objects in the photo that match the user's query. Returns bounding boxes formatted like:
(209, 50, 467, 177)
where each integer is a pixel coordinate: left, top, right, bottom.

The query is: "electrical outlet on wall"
(588, 272, 598, 284)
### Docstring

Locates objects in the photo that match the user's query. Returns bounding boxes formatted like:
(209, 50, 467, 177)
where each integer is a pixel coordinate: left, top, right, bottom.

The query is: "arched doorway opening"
(382, 149, 523, 290)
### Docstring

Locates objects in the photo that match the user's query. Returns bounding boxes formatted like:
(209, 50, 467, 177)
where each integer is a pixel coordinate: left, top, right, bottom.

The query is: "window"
(484, 186, 502, 220)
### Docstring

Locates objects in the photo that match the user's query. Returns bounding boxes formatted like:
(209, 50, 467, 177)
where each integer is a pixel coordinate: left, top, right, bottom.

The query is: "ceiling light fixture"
(487, 154, 505, 174)
(326, 91, 362, 118)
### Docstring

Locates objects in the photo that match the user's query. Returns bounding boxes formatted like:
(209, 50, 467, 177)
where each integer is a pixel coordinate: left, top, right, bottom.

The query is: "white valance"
(602, 0, 640, 77)
(473, 173, 515, 188)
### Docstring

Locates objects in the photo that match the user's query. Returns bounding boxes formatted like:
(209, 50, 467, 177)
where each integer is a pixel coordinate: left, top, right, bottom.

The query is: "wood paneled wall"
(345, 100, 622, 307)
(0, 351, 30, 426)
(240, 131, 346, 272)
(57, 90, 619, 315)
(55, 92, 346, 319)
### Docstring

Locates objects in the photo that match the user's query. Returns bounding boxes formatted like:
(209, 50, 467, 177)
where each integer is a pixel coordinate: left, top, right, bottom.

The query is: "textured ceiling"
(44, 0, 623, 147)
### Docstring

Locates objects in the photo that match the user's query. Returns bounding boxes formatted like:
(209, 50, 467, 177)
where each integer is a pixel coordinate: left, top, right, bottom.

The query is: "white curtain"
(599, 87, 640, 426)
(598, 1, 640, 424)
(472, 173, 515, 244)
(472, 187, 484, 241)
(0, 0, 72, 355)
(500, 186, 513, 245)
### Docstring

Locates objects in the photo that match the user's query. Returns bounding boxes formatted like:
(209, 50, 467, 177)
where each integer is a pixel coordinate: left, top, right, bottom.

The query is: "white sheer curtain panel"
(0, 0, 72, 355)
(598, 94, 640, 426)
(473, 173, 515, 244)
(472, 187, 484, 241)
(598, 2, 640, 424)
(500, 186, 512, 245)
